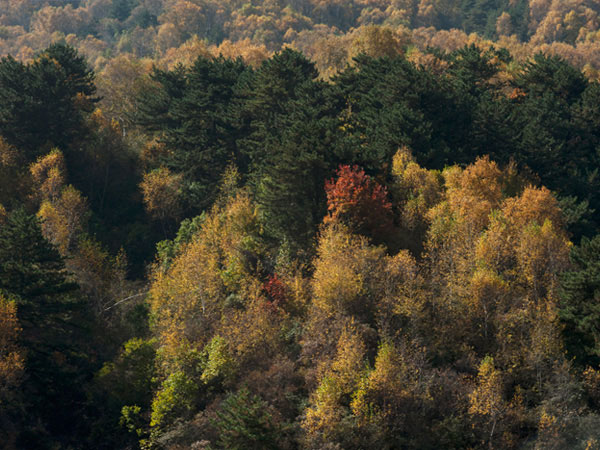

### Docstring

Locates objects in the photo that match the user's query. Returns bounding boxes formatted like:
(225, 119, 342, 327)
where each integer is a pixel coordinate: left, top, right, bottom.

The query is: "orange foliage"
(501, 186, 565, 232)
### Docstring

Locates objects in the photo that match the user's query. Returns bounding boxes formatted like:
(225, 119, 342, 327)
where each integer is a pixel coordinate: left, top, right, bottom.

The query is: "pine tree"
(137, 56, 250, 213)
(241, 49, 344, 249)
(559, 235, 600, 367)
(214, 388, 282, 450)
(0, 209, 92, 447)
(0, 44, 97, 161)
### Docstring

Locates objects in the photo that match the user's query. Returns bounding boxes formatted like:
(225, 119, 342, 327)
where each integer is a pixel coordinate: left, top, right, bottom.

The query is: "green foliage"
(0, 208, 92, 447)
(510, 54, 600, 228)
(89, 337, 156, 449)
(201, 336, 235, 386)
(120, 405, 145, 437)
(0, 43, 97, 160)
(560, 235, 600, 367)
(156, 213, 206, 270)
(150, 371, 200, 429)
(138, 56, 250, 213)
(243, 49, 344, 248)
(97, 337, 157, 409)
(213, 388, 283, 450)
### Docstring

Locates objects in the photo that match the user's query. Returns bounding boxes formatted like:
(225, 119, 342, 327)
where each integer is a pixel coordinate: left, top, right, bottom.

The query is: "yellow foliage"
(391, 146, 416, 177)
(329, 326, 368, 393)
(516, 220, 571, 300)
(467, 268, 509, 339)
(392, 147, 442, 230)
(159, 35, 212, 69)
(303, 324, 367, 441)
(149, 191, 263, 371)
(303, 375, 345, 440)
(312, 223, 385, 316)
(350, 340, 429, 434)
(469, 356, 505, 419)
(0, 138, 19, 168)
(210, 38, 271, 67)
(526, 302, 564, 383)
(218, 294, 282, 369)
(475, 212, 515, 274)
(502, 186, 564, 232)
(446, 156, 504, 233)
(140, 167, 183, 223)
(37, 185, 88, 255)
(349, 25, 406, 59)
(0, 295, 23, 392)
(377, 250, 427, 336)
(29, 148, 66, 202)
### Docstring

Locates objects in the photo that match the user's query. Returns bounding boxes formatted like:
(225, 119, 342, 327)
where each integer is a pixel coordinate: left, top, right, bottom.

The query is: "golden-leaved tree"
(299, 150, 575, 448)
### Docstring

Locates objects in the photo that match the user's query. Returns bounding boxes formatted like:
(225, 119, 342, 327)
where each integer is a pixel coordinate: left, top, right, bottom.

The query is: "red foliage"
(324, 164, 393, 237)
(263, 273, 288, 311)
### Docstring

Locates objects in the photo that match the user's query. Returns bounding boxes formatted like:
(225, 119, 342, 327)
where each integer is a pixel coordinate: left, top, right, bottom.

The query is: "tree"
(29, 148, 66, 203)
(92, 337, 157, 449)
(510, 53, 600, 235)
(559, 235, 600, 367)
(0, 294, 24, 449)
(303, 325, 368, 447)
(312, 223, 385, 318)
(0, 43, 97, 160)
(140, 166, 182, 237)
(148, 190, 264, 372)
(243, 49, 344, 248)
(469, 356, 508, 449)
(350, 340, 440, 448)
(325, 164, 393, 240)
(349, 25, 406, 59)
(137, 55, 249, 214)
(0, 208, 91, 447)
(214, 388, 283, 450)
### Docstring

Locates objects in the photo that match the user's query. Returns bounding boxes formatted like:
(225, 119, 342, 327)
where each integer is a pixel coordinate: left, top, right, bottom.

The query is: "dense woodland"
(3, 1, 600, 449)
(5, 0, 600, 77)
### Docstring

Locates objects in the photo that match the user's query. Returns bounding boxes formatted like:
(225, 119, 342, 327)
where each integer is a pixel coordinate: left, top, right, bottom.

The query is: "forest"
(3, 1, 600, 449)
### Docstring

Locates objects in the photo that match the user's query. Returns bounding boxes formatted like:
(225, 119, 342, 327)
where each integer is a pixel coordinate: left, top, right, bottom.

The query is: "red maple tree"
(263, 273, 288, 312)
(324, 164, 393, 237)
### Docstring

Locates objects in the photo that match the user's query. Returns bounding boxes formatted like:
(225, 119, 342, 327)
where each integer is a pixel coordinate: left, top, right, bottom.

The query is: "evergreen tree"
(241, 49, 343, 248)
(238, 48, 321, 172)
(560, 235, 600, 368)
(0, 44, 97, 161)
(214, 388, 282, 450)
(0, 209, 92, 448)
(510, 53, 600, 236)
(334, 54, 461, 169)
(137, 56, 250, 213)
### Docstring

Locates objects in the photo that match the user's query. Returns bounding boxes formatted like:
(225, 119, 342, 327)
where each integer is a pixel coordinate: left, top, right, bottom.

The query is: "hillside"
(2, 0, 600, 75)
(2, 2, 600, 449)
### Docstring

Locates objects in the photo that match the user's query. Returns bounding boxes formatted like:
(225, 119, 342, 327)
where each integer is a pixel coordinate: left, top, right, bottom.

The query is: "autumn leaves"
(141, 148, 576, 448)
